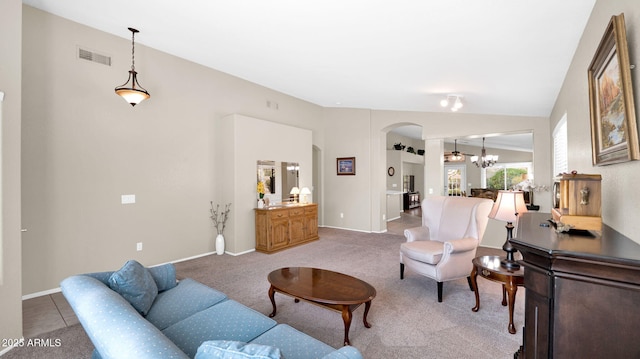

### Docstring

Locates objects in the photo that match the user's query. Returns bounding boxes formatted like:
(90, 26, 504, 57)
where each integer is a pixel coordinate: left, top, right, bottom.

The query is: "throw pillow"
(108, 260, 158, 316)
(196, 340, 282, 359)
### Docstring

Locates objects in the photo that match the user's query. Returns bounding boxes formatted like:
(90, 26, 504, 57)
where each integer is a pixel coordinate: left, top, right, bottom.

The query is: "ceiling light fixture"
(445, 139, 466, 162)
(470, 137, 499, 168)
(440, 95, 463, 112)
(115, 27, 150, 106)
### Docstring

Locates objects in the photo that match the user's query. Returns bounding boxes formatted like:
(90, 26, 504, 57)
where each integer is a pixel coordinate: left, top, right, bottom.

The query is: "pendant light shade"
(115, 28, 150, 106)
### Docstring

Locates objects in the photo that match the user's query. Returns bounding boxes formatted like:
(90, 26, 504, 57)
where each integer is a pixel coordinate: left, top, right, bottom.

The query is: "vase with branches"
(210, 201, 231, 255)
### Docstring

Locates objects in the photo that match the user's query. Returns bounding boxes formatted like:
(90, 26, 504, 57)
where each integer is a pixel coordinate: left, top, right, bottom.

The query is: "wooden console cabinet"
(512, 212, 640, 358)
(255, 203, 319, 253)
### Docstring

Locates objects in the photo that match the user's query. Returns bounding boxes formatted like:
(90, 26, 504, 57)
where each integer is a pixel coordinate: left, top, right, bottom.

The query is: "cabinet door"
(524, 290, 550, 358)
(269, 217, 290, 251)
(305, 207, 319, 239)
(289, 208, 306, 244)
(522, 265, 551, 359)
(255, 211, 268, 251)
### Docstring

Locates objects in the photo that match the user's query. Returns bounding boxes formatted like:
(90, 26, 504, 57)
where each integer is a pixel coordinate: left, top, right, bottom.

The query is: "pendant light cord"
(130, 30, 136, 72)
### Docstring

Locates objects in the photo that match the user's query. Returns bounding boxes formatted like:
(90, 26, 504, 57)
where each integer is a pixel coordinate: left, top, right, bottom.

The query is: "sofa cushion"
(108, 260, 158, 316)
(163, 300, 277, 358)
(147, 263, 178, 292)
(250, 324, 335, 359)
(146, 278, 228, 330)
(319, 347, 363, 359)
(195, 340, 281, 359)
(400, 240, 444, 265)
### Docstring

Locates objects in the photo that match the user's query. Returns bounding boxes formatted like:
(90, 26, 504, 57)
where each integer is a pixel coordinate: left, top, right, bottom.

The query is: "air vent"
(78, 47, 111, 66)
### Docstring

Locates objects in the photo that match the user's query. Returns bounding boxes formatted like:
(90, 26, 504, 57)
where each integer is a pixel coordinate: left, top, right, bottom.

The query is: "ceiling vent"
(78, 47, 111, 66)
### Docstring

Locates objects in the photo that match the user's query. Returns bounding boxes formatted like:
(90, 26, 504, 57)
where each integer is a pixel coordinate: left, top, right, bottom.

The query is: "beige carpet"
(174, 227, 523, 358)
(4, 226, 523, 358)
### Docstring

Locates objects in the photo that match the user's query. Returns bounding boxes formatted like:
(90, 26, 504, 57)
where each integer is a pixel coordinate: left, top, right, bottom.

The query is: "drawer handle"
(482, 269, 491, 276)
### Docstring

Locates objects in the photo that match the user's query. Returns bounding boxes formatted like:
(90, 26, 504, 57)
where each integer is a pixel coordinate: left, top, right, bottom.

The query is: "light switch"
(121, 194, 136, 204)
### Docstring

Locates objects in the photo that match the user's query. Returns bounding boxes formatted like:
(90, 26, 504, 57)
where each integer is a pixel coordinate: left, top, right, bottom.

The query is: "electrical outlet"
(136, 242, 143, 251)
(340, 213, 344, 219)
(383, 214, 386, 220)
(121, 194, 136, 204)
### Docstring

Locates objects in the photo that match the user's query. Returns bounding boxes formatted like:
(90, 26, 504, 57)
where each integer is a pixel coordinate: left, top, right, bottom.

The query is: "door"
(444, 165, 466, 196)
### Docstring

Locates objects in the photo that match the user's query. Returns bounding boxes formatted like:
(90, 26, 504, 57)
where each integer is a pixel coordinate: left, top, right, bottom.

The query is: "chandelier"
(470, 137, 498, 168)
(115, 28, 150, 106)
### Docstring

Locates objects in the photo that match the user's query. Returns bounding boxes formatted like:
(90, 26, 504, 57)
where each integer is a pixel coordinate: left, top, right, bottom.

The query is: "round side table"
(470, 255, 524, 334)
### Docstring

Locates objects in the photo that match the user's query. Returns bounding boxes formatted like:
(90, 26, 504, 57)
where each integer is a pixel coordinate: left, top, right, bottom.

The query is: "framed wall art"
(336, 157, 356, 175)
(588, 13, 640, 166)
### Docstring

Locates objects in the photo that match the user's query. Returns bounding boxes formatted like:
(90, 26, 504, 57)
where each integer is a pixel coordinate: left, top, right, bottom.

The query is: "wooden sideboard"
(255, 203, 319, 253)
(511, 212, 640, 358)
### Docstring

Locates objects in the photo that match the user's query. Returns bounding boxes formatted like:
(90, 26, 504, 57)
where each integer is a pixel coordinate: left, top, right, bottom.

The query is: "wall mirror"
(257, 160, 299, 203)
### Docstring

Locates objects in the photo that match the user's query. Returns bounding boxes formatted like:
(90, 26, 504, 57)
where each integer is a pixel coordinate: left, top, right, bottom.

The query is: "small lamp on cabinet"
(300, 187, 311, 204)
(290, 187, 300, 203)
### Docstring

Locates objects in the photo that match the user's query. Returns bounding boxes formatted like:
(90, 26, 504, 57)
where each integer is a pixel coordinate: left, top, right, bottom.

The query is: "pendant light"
(115, 27, 150, 106)
(470, 137, 499, 168)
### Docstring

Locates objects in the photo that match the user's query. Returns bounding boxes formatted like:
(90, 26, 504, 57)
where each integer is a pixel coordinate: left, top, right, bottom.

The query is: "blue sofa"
(60, 260, 363, 359)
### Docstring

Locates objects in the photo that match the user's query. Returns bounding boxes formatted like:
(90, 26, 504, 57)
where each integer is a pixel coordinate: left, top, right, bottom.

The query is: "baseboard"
(0, 343, 19, 357)
(22, 287, 61, 300)
(22, 250, 246, 300)
(322, 225, 373, 233)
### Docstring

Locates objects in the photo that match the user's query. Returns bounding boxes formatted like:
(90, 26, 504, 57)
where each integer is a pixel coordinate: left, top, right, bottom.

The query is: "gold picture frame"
(588, 13, 639, 166)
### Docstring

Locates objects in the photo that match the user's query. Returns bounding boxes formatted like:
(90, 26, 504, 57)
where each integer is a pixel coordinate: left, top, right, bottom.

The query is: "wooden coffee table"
(268, 267, 376, 346)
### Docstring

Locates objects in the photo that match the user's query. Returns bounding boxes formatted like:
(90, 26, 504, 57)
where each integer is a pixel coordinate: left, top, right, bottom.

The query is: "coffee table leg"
(268, 285, 277, 318)
(363, 300, 372, 328)
(341, 305, 353, 346)
(471, 265, 480, 312)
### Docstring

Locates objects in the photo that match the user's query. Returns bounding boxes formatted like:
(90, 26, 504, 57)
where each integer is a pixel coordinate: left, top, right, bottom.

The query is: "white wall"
(0, 0, 23, 346)
(550, 0, 640, 244)
(21, 6, 323, 295)
(216, 114, 312, 253)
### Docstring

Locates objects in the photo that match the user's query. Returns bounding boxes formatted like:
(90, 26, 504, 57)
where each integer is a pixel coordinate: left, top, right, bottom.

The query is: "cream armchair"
(400, 196, 493, 302)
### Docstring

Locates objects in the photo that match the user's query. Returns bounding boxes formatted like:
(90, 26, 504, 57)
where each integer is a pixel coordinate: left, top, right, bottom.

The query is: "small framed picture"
(337, 157, 356, 175)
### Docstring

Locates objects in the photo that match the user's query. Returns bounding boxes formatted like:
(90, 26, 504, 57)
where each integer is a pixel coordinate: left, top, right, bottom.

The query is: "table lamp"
(290, 187, 300, 203)
(300, 187, 311, 204)
(488, 190, 528, 269)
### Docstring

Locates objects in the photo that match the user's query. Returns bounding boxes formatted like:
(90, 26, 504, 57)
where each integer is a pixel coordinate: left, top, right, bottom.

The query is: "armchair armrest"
(403, 226, 430, 242)
(443, 237, 479, 254)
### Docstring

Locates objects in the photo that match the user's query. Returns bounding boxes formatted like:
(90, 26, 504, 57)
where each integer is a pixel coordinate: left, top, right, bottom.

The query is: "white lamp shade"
(488, 190, 528, 223)
(290, 187, 300, 195)
(115, 88, 150, 106)
(300, 187, 311, 195)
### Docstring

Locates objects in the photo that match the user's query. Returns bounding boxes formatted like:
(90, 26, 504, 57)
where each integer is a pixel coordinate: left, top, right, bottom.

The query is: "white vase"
(215, 234, 225, 255)
(257, 199, 264, 208)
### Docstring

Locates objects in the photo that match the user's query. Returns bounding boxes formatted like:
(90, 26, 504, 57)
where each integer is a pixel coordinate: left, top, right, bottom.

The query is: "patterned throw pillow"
(108, 260, 158, 316)
(196, 340, 282, 359)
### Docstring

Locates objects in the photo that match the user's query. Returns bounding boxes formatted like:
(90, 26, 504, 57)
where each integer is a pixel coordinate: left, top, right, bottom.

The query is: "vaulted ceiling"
(23, 0, 595, 117)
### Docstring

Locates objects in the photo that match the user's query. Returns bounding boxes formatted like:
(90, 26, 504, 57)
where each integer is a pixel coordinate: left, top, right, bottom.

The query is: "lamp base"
(501, 221, 520, 270)
(500, 257, 520, 270)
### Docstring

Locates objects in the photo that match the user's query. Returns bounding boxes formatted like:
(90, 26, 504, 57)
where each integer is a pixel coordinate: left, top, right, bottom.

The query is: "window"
(482, 162, 532, 190)
(553, 114, 568, 176)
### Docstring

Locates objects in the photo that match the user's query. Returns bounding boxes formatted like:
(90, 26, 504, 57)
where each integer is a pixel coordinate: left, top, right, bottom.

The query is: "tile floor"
(22, 292, 78, 338)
